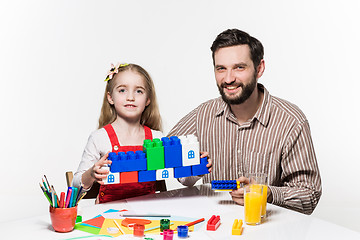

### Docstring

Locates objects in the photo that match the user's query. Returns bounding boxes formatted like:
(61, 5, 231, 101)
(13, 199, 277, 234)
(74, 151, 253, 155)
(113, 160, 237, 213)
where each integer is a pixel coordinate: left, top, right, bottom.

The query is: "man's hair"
(210, 29, 264, 69)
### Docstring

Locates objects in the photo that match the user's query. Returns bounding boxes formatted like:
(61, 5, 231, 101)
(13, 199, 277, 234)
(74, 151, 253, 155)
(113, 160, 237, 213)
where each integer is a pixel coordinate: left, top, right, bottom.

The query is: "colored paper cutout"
(74, 223, 101, 235)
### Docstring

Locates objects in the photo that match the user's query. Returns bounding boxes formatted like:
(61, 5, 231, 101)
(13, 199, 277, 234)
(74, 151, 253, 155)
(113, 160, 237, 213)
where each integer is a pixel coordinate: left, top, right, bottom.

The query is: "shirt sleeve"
(72, 134, 101, 190)
(167, 107, 198, 137)
(268, 120, 322, 214)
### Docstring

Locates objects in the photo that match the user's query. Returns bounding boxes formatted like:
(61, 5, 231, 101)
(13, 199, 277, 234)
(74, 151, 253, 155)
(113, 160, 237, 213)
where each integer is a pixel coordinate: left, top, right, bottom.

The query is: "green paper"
(74, 223, 101, 235)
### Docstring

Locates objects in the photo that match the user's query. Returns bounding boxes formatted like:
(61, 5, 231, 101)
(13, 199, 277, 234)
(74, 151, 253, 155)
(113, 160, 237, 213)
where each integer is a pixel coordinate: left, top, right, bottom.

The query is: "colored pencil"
(113, 219, 125, 235)
(184, 218, 205, 227)
(121, 214, 171, 217)
(44, 175, 52, 191)
(59, 192, 65, 208)
(71, 188, 78, 208)
(76, 192, 87, 206)
(40, 183, 53, 206)
(65, 188, 72, 208)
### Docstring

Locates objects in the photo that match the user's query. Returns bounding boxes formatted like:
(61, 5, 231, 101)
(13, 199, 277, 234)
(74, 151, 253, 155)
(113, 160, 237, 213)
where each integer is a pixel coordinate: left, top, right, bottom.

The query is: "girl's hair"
(98, 63, 162, 131)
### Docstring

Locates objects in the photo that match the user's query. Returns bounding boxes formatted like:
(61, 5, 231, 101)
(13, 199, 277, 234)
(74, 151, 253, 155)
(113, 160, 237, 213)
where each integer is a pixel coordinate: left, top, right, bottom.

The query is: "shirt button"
(237, 150, 241, 153)
(114, 145, 119, 151)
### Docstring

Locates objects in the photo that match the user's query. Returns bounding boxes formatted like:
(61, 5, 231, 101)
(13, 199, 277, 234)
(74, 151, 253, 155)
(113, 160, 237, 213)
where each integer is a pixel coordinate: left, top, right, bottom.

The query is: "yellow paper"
(99, 218, 194, 236)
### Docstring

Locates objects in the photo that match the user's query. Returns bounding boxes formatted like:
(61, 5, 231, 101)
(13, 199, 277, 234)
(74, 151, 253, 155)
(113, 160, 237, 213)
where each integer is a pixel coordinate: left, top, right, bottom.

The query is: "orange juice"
(244, 190, 262, 225)
(250, 184, 267, 217)
(261, 185, 268, 217)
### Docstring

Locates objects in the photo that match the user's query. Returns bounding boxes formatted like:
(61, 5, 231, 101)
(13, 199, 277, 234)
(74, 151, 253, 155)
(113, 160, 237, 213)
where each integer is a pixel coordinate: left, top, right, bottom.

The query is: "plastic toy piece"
(138, 170, 156, 182)
(103, 166, 120, 184)
(174, 166, 192, 178)
(133, 224, 145, 237)
(110, 151, 147, 173)
(143, 138, 165, 170)
(211, 180, 239, 191)
(156, 168, 174, 180)
(120, 171, 138, 184)
(163, 229, 174, 240)
(177, 225, 189, 238)
(179, 135, 200, 166)
(232, 219, 243, 235)
(162, 136, 182, 168)
(191, 157, 210, 176)
(206, 215, 221, 231)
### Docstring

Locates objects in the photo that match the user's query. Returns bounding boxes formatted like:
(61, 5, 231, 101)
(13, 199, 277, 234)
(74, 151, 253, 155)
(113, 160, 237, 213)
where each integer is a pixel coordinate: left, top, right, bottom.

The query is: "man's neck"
(229, 86, 264, 125)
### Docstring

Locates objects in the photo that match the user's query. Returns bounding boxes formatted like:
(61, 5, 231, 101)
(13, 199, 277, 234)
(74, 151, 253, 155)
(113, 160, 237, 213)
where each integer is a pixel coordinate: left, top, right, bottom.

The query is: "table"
(2, 184, 360, 239)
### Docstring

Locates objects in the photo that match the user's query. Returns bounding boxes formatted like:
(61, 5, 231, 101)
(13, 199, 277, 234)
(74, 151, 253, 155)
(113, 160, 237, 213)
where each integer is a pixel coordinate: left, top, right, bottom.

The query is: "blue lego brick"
(191, 157, 210, 176)
(174, 166, 192, 178)
(110, 151, 147, 173)
(162, 136, 182, 168)
(211, 180, 238, 190)
(138, 170, 157, 182)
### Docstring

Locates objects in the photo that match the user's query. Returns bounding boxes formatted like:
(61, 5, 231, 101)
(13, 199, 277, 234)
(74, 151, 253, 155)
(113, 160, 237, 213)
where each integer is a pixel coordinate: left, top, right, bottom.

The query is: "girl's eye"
(136, 89, 144, 94)
(119, 89, 126, 93)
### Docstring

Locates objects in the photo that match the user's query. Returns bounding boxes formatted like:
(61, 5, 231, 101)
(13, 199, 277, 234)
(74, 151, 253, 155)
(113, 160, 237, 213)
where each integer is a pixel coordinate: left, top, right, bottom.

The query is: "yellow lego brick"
(231, 219, 243, 235)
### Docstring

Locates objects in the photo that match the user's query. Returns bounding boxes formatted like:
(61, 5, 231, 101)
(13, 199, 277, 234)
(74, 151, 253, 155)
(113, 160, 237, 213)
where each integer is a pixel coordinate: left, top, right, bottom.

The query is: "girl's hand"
(200, 151, 212, 173)
(91, 152, 112, 185)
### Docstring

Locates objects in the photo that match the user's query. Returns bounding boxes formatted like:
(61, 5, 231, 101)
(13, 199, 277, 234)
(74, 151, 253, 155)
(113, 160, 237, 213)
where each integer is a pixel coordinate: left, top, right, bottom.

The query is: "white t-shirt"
(72, 127, 164, 189)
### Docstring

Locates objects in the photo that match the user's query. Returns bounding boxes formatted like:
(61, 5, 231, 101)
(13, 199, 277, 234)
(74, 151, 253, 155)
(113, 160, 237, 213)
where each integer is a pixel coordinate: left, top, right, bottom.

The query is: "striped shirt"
(168, 84, 321, 214)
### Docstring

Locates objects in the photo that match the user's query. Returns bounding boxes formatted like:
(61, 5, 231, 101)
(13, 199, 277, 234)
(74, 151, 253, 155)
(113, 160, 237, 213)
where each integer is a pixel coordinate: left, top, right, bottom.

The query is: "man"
(168, 29, 321, 214)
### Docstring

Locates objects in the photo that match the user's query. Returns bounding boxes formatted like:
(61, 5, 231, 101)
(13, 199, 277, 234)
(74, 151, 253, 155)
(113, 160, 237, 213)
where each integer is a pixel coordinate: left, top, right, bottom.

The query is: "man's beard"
(217, 75, 257, 105)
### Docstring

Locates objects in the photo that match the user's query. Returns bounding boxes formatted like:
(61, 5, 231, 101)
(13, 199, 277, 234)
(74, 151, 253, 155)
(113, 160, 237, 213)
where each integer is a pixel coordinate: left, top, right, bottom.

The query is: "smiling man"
(168, 29, 322, 215)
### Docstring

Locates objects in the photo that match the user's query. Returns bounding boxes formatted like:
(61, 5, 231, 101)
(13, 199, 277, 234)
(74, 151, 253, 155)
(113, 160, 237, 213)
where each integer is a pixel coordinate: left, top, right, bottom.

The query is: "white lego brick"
(102, 166, 120, 185)
(156, 168, 174, 180)
(179, 135, 200, 166)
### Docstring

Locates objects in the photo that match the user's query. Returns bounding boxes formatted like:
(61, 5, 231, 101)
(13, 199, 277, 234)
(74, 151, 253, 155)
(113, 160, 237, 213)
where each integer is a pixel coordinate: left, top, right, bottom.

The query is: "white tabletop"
(2, 184, 360, 240)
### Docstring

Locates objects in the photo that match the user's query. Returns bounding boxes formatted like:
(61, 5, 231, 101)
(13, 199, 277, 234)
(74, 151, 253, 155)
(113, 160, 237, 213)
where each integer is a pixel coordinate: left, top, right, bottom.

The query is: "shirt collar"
(215, 83, 271, 127)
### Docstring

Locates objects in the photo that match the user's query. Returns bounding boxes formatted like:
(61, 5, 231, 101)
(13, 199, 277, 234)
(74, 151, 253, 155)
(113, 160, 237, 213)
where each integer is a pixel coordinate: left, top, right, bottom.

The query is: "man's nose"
(224, 69, 236, 84)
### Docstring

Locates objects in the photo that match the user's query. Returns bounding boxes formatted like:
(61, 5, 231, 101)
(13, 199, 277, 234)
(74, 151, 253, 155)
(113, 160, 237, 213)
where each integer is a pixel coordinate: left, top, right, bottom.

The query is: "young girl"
(72, 63, 163, 203)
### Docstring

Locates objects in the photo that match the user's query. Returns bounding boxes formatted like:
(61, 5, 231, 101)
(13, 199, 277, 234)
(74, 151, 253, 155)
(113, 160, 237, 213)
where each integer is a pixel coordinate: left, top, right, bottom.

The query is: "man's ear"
(256, 59, 265, 79)
(107, 92, 114, 105)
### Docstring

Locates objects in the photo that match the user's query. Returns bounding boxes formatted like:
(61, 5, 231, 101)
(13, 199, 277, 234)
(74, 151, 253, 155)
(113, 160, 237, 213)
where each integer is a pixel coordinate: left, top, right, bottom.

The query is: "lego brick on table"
(120, 171, 138, 184)
(156, 168, 174, 180)
(231, 219, 243, 235)
(110, 151, 147, 173)
(143, 138, 165, 170)
(211, 180, 239, 191)
(162, 136, 182, 168)
(191, 157, 210, 176)
(206, 215, 221, 231)
(178, 135, 200, 167)
(174, 166, 192, 178)
(138, 170, 157, 182)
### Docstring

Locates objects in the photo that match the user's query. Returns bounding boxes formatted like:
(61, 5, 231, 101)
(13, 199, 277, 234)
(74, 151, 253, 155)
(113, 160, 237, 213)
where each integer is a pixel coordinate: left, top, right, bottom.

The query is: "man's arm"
(167, 107, 198, 137)
(270, 120, 322, 214)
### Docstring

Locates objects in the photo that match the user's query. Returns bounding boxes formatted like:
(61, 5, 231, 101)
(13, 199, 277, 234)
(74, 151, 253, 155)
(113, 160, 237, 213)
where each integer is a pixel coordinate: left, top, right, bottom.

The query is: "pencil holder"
(49, 205, 77, 232)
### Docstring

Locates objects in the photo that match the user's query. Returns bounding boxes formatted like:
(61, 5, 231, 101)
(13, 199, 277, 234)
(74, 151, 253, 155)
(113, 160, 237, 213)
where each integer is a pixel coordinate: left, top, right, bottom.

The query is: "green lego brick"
(143, 138, 165, 170)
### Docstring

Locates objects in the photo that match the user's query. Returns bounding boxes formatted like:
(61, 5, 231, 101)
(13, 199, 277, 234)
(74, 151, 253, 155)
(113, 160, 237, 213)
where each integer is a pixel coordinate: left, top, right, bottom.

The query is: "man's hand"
(229, 176, 250, 205)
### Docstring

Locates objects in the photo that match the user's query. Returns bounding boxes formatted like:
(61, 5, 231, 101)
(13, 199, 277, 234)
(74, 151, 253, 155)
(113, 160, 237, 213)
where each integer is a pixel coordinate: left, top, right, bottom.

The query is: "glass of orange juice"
(244, 184, 263, 225)
(249, 173, 268, 218)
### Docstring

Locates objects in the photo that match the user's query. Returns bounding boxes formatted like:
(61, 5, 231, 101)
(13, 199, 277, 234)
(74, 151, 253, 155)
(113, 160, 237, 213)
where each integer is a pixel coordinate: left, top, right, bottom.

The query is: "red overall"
(98, 124, 156, 203)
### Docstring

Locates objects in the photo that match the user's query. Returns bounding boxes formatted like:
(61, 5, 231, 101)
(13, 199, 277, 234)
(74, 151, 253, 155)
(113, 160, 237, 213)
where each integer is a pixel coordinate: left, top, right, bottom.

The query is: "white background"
(1, 0, 359, 233)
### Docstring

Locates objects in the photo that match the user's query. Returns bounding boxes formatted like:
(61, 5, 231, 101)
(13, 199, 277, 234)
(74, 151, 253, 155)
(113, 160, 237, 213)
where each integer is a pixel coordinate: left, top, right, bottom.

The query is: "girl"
(73, 63, 163, 203)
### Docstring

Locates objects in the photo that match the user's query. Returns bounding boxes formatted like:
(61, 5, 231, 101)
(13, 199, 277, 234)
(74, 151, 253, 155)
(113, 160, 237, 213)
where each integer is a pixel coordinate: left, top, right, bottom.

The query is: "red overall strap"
(144, 125, 153, 140)
(103, 124, 121, 152)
